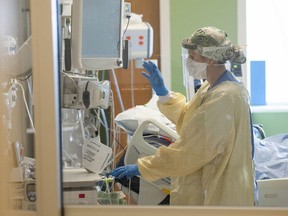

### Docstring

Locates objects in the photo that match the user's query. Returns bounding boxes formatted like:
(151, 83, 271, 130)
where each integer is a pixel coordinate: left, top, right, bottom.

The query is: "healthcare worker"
(111, 26, 255, 206)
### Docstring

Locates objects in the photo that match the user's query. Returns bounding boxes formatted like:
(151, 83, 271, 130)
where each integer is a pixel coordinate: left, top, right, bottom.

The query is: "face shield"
(181, 47, 203, 101)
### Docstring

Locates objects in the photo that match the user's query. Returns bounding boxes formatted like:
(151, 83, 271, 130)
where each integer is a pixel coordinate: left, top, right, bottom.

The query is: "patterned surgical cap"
(182, 26, 246, 64)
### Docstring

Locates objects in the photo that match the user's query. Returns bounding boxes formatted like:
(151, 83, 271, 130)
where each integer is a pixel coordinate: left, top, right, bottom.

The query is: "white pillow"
(114, 104, 175, 136)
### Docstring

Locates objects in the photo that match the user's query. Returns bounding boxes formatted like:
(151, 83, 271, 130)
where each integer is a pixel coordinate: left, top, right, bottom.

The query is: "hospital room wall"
(169, 0, 238, 94)
(252, 112, 288, 137)
(168, 0, 288, 137)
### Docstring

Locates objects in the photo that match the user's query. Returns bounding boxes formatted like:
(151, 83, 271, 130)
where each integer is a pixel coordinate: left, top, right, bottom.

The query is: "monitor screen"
(82, 0, 121, 58)
(71, 0, 123, 70)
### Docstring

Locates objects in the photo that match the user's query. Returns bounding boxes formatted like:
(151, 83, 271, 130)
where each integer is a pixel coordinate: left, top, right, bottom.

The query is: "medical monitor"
(71, 0, 123, 70)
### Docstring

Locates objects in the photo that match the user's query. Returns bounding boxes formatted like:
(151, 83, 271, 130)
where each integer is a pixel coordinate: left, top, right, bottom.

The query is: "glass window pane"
(247, 0, 288, 105)
(0, 0, 35, 212)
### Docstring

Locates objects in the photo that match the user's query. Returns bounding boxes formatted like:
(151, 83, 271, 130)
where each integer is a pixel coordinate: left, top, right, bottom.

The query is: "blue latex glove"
(142, 61, 169, 96)
(111, 164, 140, 179)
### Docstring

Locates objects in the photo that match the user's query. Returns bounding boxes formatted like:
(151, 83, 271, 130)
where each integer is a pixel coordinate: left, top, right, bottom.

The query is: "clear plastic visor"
(182, 47, 196, 101)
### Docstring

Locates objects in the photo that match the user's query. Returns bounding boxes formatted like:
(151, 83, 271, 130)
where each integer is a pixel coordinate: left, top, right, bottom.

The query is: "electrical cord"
(122, 15, 131, 39)
(111, 69, 125, 112)
(128, 177, 132, 205)
(16, 71, 32, 81)
(105, 177, 112, 204)
(62, 149, 77, 167)
(101, 145, 128, 172)
(130, 57, 135, 107)
(100, 108, 110, 147)
(14, 79, 36, 134)
(91, 108, 126, 152)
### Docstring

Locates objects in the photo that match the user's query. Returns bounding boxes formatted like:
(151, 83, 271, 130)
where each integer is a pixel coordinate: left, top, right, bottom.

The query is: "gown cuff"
(157, 91, 173, 103)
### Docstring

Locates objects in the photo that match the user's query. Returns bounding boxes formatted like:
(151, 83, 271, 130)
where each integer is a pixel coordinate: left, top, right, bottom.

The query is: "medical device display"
(124, 20, 153, 60)
(23, 178, 36, 210)
(62, 74, 111, 109)
(71, 0, 124, 70)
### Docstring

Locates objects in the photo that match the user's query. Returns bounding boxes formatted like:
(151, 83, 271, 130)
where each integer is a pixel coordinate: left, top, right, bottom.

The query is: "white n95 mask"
(186, 58, 207, 79)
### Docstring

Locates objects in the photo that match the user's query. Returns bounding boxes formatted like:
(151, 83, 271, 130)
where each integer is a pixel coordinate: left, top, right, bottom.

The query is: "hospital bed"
(254, 133, 288, 207)
(123, 119, 178, 205)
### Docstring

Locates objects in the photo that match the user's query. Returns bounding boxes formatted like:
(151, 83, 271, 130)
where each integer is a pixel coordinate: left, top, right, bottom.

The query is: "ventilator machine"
(59, 0, 155, 205)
